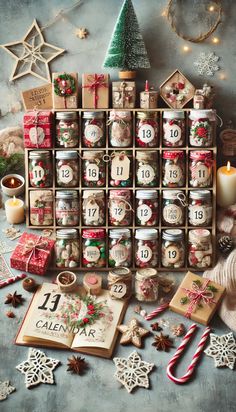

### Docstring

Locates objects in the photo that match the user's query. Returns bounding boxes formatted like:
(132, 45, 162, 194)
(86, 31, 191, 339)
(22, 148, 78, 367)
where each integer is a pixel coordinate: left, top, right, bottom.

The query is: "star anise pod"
(6, 311, 15, 318)
(150, 322, 162, 332)
(5, 291, 24, 308)
(67, 356, 87, 375)
(152, 333, 173, 351)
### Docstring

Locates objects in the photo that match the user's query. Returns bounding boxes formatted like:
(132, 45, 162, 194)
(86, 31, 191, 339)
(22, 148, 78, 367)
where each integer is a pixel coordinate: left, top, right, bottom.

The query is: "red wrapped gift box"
(10, 232, 55, 275)
(23, 111, 53, 148)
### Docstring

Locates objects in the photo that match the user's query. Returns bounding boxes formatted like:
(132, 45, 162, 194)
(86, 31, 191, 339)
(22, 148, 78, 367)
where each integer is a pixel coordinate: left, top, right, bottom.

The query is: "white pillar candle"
(217, 162, 236, 207)
(5, 196, 25, 224)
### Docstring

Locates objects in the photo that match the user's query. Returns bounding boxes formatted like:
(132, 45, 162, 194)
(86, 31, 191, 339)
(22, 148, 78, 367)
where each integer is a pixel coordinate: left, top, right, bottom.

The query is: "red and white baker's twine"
(0, 273, 27, 289)
(145, 301, 170, 320)
(166, 323, 211, 384)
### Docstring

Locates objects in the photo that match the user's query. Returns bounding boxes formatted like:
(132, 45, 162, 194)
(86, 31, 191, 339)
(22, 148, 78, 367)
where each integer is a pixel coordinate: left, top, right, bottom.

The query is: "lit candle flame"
(10, 178, 15, 186)
(227, 161, 231, 172)
(13, 196, 17, 205)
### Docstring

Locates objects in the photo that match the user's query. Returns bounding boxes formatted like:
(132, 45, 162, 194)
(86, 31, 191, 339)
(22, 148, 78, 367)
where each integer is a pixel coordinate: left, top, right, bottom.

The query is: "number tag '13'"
(111, 155, 130, 180)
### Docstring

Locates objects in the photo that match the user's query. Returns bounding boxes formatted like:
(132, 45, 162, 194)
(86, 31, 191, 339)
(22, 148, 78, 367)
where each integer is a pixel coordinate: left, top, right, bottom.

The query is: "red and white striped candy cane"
(0, 273, 27, 289)
(145, 301, 170, 321)
(167, 323, 211, 384)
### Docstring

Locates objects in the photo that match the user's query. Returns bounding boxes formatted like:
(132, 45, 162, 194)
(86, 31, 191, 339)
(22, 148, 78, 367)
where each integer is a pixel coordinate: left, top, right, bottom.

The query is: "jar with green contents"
(109, 229, 132, 268)
(29, 151, 52, 187)
(109, 151, 132, 187)
(56, 112, 79, 148)
(56, 151, 79, 187)
(55, 229, 79, 268)
(136, 151, 158, 187)
(82, 151, 105, 187)
(82, 229, 106, 268)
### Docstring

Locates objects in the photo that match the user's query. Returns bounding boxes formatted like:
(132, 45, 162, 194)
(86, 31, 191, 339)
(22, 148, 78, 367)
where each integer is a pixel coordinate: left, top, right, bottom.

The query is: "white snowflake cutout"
(16, 348, 60, 388)
(0, 380, 15, 401)
(194, 52, 220, 76)
(113, 351, 154, 393)
(204, 332, 236, 369)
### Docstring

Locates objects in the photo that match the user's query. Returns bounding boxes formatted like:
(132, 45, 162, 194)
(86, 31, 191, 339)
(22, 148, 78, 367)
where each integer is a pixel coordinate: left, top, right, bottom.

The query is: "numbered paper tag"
(164, 164, 182, 184)
(85, 125, 102, 143)
(111, 155, 130, 180)
(84, 246, 100, 262)
(29, 126, 45, 145)
(111, 202, 126, 222)
(137, 164, 155, 184)
(85, 201, 99, 223)
(164, 123, 181, 144)
(32, 165, 45, 183)
(86, 163, 99, 182)
(189, 205, 208, 225)
(59, 165, 73, 184)
(110, 282, 127, 299)
(194, 164, 209, 184)
(110, 244, 128, 264)
(163, 204, 182, 224)
(137, 246, 152, 263)
(165, 245, 180, 264)
(138, 124, 155, 143)
(137, 204, 152, 223)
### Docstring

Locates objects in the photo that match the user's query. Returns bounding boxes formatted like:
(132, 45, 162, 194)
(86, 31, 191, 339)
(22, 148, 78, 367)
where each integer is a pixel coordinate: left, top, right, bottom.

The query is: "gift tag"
(165, 245, 180, 264)
(110, 282, 127, 299)
(137, 246, 152, 263)
(137, 165, 155, 184)
(85, 125, 102, 143)
(163, 204, 182, 224)
(111, 155, 130, 181)
(164, 164, 182, 184)
(85, 201, 99, 223)
(58, 165, 73, 184)
(164, 123, 181, 144)
(85, 163, 99, 182)
(189, 206, 208, 225)
(32, 165, 45, 183)
(193, 164, 209, 184)
(110, 244, 128, 264)
(111, 202, 126, 222)
(29, 126, 45, 145)
(137, 204, 152, 223)
(138, 124, 155, 144)
(84, 246, 100, 262)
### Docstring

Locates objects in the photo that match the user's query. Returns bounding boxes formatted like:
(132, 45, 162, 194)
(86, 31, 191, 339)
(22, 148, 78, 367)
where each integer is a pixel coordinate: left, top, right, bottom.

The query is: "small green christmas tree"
(103, 0, 150, 77)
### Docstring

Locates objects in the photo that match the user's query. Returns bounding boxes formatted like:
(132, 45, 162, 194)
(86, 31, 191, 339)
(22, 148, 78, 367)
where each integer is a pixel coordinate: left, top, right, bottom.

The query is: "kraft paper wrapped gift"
(169, 271, 225, 325)
(82, 73, 110, 109)
(23, 111, 53, 148)
(52, 72, 79, 109)
(112, 81, 136, 109)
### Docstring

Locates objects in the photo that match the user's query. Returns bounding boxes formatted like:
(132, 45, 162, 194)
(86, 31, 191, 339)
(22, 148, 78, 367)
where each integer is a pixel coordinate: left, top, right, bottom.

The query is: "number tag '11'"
(111, 155, 130, 180)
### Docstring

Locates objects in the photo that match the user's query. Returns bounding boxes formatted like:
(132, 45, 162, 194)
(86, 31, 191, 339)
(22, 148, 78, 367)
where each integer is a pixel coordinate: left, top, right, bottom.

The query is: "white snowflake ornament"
(113, 351, 154, 393)
(204, 332, 236, 369)
(16, 348, 60, 388)
(0, 381, 15, 401)
(194, 52, 220, 76)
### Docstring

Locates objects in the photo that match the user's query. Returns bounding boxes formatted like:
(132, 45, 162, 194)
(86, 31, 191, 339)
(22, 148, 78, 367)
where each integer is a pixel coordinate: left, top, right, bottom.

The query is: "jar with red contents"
(163, 111, 185, 147)
(29, 151, 52, 188)
(162, 150, 185, 187)
(82, 229, 106, 268)
(109, 190, 132, 226)
(82, 151, 106, 187)
(56, 151, 79, 187)
(189, 151, 213, 188)
(135, 190, 158, 226)
(189, 110, 216, 147)
(188, 229, 212, 268)
(135, 229, 158, 268)
(56, 112, 79, 148)
(82, 112, 105, 148)
(136, 112, 158, 147)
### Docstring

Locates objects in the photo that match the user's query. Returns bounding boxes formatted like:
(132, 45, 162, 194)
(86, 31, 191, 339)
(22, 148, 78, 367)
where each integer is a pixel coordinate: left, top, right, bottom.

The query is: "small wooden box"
(82, 73, 109, 109)
(112, 81, 136, 109)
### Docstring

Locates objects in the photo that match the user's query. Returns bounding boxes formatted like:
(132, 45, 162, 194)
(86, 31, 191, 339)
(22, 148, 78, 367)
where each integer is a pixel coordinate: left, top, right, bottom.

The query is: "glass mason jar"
(109, 110, 132, 147)
(108, 228, 132, 268)
(188, 229, 212, 268)
(82, 151, 105, 187)
(56, 112, 79, 148)
(162, 150, 185, 187)
(29, 190, 53, 226)
(135, 229, 158, 268)
(163, 110, 185, 147)
(82, 229, 106, 268)
(56, 151, 79, 187)
(109, 189, 132, 226)
(136, 111, 158, 147)
(135, 268, 159, 302)
(108, 267, 132, 300)
(136, 151, 158, 187)
(189, 109, 216, 147)
(55, 190, 79, 226)
(136, 190, 158, 226)
(55, 229, 79, 268)
(82, 111, 105, 148)
(161, 229, 185, 268)
(162, 190, 186, 226)
(109, 151, 132, 187)
(188, 190, 212, 227)
(29, 151, 52, 187)
(82, 190, 105, 226)
(189, 150, 213, 188)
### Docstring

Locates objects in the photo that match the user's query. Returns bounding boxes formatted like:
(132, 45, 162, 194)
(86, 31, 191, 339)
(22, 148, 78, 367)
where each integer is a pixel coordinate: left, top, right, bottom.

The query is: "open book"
(15, 283, 127, 358)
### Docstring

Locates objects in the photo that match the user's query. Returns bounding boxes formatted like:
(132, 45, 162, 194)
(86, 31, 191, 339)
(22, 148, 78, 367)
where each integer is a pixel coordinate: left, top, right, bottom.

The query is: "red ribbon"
(31, 207, 52, 224)
(182, 279, 216, 319)
(19, 236, 49, 272)
(83, 74, 107, 108)
(140, 278, 158, 297)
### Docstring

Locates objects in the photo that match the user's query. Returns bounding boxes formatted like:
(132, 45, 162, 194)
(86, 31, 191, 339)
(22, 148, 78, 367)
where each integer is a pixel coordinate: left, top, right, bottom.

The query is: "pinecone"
(218, 236, 234, 256)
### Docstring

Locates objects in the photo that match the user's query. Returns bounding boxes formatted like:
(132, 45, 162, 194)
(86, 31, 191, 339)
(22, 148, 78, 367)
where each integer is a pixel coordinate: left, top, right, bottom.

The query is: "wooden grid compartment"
(25, 108, 217, 271)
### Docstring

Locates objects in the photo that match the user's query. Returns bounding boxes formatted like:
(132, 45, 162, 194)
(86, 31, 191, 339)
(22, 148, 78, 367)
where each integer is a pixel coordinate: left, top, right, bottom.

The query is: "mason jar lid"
(189, 190, 211, 200)
(136, 151, 157, 161)
(189, 109, 216, 120)
(29, 151, 51, 159)
(56, 229, 78, 239)
(189, 229, 211, 243)
(162, 190, 183, 200)
(163, 150, 184, 160)
(136, 268, 158, 280)
(83, 151, 104, 160)
(136, 190, 158, 199)
(190, 150, 212, 160)
(109, 110, 132, 121)
(163, 110, 185, 119)
(56, 112, 77, 120)
(56, 151, 78, 160)
(109, 228, 131, 239)
(137, 111, 157, 120)
(56, 190, 78, 200)
(162, 229, 184, 241)
(82, 190, 104, 199)
(109, 189, 131, 199)
(135, 228, 158, 240)
(109, 267, 131, 277)
(83, 111, 104, 119)
(82, 229, 105, 239)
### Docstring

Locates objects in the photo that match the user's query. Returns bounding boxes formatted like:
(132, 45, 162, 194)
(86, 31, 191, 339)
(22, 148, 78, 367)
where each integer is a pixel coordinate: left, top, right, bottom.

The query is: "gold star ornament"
(117, 318, 150, 348)
(1, 19, 65, 82)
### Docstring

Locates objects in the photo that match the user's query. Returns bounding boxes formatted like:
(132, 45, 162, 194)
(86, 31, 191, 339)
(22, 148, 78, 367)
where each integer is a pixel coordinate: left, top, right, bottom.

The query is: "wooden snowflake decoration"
(16, 348, 60, 388)
(0, 381, 15, 401)
(194, 52, 220, 76)
(204, 332, 236, 370)
(113, 351, 154, 393)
